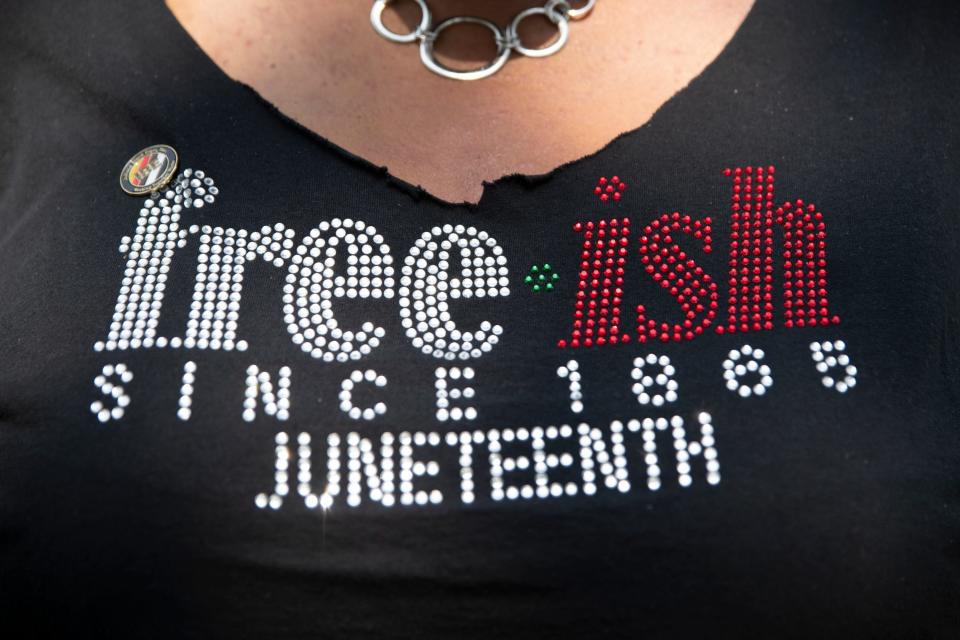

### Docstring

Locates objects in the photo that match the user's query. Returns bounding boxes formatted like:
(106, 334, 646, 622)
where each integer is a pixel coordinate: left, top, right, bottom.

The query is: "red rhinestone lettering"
(636, 212, 718, 343)
(558, 218, 630, 348)
(720, 166, 840, 333)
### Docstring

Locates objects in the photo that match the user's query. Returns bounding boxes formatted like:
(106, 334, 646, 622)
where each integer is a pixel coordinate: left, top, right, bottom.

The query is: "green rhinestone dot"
(524, 275, 533, 284)
(532, 284, 541, 292)
(546, 283, 554, 291)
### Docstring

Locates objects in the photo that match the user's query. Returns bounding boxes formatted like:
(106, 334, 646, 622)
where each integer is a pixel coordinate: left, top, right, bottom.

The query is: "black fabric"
(2, 1, 959, 638)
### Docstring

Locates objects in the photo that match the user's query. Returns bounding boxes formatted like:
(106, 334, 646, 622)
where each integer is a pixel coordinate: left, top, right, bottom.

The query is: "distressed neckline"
(156, 0, 760, 209)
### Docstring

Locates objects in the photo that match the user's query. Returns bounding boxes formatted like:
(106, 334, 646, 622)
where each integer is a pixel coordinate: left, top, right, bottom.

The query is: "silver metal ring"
(566, 0, 597, 20)
(508, 7, 570, 58)
(371, 0, 431, 43)
(419, 17, 511, 81)
(371, 0, 597, 80)
(545, 0, 572, 20)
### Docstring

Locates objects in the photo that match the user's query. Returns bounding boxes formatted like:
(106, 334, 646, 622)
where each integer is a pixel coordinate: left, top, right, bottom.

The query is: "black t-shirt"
(2, 1, 959, 638)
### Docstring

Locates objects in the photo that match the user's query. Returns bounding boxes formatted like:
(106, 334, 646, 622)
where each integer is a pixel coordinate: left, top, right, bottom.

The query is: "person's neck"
(164, 0, 755, 204)
(417, 0, 550, 22)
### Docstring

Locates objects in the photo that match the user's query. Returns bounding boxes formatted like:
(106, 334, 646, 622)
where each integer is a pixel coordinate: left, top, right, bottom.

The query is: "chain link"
(370, 0, 597, 81)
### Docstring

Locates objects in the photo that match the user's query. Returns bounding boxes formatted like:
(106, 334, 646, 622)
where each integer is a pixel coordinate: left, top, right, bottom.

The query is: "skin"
(165, 0, 755, 204)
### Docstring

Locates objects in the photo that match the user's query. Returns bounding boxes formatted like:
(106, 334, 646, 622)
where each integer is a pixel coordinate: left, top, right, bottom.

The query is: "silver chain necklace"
(370, 0, 597, 81)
